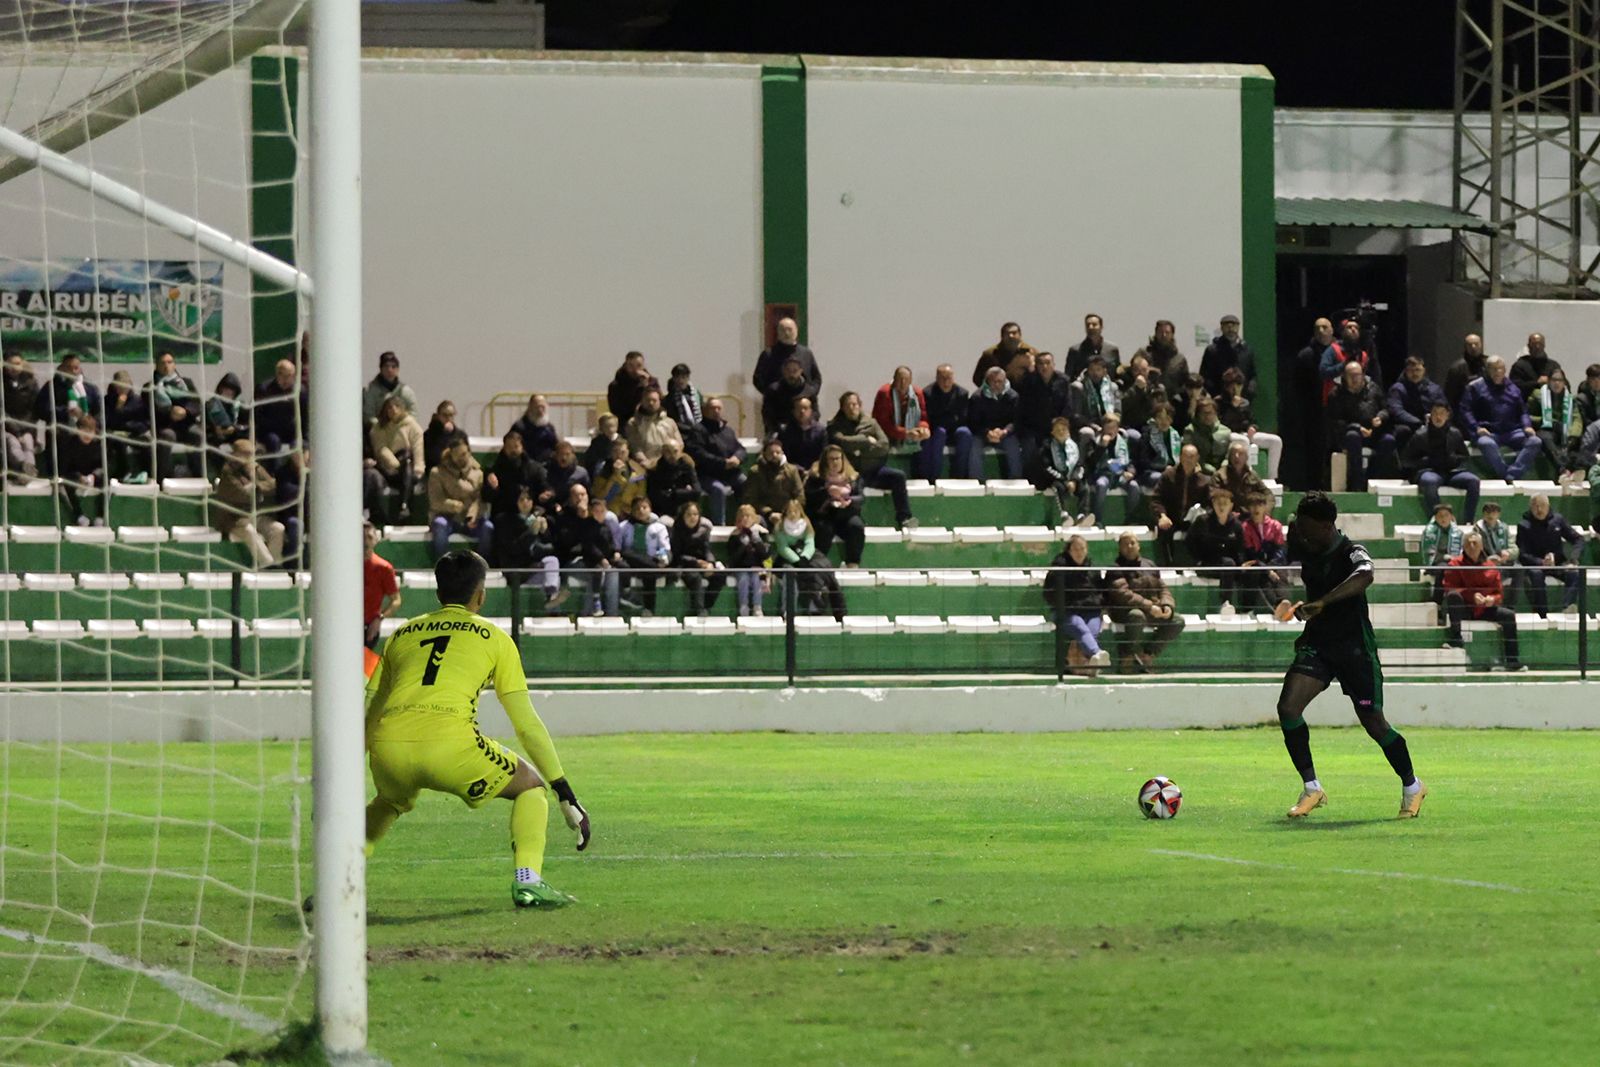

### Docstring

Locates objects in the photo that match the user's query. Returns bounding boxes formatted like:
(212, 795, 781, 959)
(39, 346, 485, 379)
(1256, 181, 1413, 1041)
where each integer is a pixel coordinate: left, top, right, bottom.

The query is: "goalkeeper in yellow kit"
(364, 550, 591, 907)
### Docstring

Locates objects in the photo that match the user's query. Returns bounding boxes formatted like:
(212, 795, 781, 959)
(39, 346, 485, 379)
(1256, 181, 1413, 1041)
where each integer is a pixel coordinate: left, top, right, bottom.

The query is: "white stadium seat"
(88, 620, 142, 640)
(895, 615, 948, 634)
(842, 615, 895, 635)
(684, 617, 736, 636)
(935, 479, 984, 497)
(64, 526, 115, 545)
(171, 526, 222, 544)
(999, 614, 1052, 633)
(117, 526, 170, 544)
(948, 615, 1001, 634)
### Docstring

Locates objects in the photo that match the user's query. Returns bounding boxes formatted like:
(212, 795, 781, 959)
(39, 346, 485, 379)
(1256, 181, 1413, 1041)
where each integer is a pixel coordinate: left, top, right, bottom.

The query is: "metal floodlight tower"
(1453, 0, 1600, 297)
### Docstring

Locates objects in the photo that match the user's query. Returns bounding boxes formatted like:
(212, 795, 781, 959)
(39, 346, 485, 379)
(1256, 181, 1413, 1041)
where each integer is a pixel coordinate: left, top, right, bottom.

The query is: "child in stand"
(726, 504, 770, 617)
(1034, 416, 1088, 526)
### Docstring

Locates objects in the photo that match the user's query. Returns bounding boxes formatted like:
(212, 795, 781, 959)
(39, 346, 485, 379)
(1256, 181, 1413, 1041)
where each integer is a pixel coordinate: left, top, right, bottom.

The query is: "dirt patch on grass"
(370, 929, 962, 965)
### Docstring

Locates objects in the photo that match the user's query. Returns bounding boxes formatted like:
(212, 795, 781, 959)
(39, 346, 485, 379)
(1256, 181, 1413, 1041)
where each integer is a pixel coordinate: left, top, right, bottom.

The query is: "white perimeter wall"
(1481, 298, 1600, 370)
(805, 65, 1246, 405)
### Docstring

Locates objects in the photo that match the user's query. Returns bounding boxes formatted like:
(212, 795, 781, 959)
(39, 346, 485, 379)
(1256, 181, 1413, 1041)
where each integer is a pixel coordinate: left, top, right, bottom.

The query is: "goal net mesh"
(0, 2, 313, 1062)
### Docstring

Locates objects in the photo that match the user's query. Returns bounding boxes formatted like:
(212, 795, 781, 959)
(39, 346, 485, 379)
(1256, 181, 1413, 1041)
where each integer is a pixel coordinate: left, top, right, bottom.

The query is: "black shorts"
(1289, 634, 1384, 716)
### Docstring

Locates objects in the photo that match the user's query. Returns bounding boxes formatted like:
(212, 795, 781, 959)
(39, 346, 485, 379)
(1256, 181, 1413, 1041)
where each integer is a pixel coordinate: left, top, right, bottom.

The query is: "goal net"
(0, 2, 316, 1062)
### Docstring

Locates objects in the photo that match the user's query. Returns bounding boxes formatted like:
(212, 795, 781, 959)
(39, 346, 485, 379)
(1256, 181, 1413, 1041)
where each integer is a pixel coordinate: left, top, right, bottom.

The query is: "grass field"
(3, 727, 1599, 1066)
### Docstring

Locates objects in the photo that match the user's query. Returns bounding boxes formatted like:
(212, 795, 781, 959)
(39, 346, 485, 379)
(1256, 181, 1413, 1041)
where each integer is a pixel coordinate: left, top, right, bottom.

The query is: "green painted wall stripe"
(1240, 75, 1276, 431)
(761, 60, 808, 342)
(250, 54, 300, 386)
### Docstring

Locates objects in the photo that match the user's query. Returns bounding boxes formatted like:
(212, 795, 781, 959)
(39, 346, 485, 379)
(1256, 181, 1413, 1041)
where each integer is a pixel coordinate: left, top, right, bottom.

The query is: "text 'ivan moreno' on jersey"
(393, 618, 494, 640)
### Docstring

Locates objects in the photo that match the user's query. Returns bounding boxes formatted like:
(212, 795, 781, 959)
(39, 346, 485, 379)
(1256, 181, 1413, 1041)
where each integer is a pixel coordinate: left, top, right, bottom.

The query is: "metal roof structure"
(1276, 197, 1494, 233)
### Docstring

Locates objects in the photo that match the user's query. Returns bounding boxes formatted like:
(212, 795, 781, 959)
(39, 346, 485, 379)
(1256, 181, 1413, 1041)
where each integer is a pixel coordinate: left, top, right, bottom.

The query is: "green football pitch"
(3, 727, 1598, 1066)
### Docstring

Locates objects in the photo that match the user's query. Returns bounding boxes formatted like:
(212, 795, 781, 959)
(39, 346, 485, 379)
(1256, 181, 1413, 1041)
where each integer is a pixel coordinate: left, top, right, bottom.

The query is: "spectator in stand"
(1171, 376, 1209, 435)
(687, 396, 746, 524)
(727, 503, 770, 617)
(1017, 351, 1068, 454)
(617, 496, 670, 616)
(1200, 313, 1256, 399)
(804, 444, 865, 567)
(2, 353, 39, 479)
(1441, 530, 1525, 671)
(146, 351, 202, 477)
(1474, 501, 1520, 607)
(1402, 399, 1480, 522)
(426, 431, 492, 560)
(779, 395, 826, 472)
(1421, 502, 1465, 621)
(1136, 402, 1182, 492)
(771, 497, 846, 621)
(364, 396, 425, 522)
(212, 439, 288, 568)
(1577, 362, 1600, 426)
(485, 428, 549, 531)
(1031, 416, 1087, 526)
(972, 321, 1037, 388)
(573, 489, 623, 617)
(205, 373, 248, 465)
(1573, 418, 1600, 502)
(1510, 332, 1562, 394)
(1104, 530, 1185, 673)
(1292, 317, 1338, 489)
(544, 439, 590, 509)
(361, 352, 417, 431)
(664, 363, 705, 431)
(362, 521, 402, 649)
(1238, 491, 1290, 612)
(1219, 439, 1267, 505)
(754, 318, 821, 432)
(1066, 354, 1122, 450)
(1529, 367, 1583, 477)
(35, 352, 100, 476)
(1084, 411, 1140, 527)
(1459, 354, 1543, 482)
(422, 400, 457, 470)
(828, 391, 915, 529)
(1517, 493, 1583, 617)
(509, 394, 558, 465)
(103, 370, 152, 482)
(969, 366, 1024, 479)
(1044, 534, 1111, 673)
(922, 363, 982, 481)
(1215, 367, 1282, 481)
(1182, 397, 1232, 477)
(1151, 443, 1210, 563)
(1444, 332, 1486, 416)
(592, 437, 647, 517)
(761, 356, 820, 437)
(743, 436, 805, 529)
(1386, 356, 1445, 454)
(1319, 319, 1371, 404)
(52, 413, 104, 525)
(249, 357, 299, 463)
(1065, 313, 1121, 380)
(646, 438, 701, 520)
(1326, 360, 1395, 492)
(624, 387, 683, 469)
(1186, 485, 1246, 610)
(584, 413, 620, 477)
(496, 486, 563, 607)
(607, 350, 658, 425)
(1134, 320, 1190, 394)
(1117, 353, 1163, 435)
(872, 365, 935, 481)
(671, 500, 726, 616)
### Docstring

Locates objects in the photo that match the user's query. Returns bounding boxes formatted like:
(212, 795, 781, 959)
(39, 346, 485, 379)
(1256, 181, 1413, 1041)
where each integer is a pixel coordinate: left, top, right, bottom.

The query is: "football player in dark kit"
(1275, 492, 1427, 819)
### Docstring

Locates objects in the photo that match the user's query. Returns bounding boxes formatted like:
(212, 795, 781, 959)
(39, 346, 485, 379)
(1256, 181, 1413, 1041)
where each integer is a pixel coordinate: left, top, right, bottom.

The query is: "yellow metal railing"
(483, 390, 750, 439)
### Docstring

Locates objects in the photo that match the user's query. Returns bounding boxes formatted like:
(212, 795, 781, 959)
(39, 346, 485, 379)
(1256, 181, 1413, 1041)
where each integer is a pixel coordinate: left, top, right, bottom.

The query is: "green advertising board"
(0, 259, 223, 364)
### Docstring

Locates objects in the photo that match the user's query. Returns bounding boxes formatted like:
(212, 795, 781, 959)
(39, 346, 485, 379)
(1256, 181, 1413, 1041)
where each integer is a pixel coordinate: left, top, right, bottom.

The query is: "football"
(1138, 776, 1183, 819)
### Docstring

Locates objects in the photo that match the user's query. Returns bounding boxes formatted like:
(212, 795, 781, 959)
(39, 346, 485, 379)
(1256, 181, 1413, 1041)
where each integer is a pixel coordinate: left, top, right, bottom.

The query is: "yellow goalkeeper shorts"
(368, 716, 519, 812)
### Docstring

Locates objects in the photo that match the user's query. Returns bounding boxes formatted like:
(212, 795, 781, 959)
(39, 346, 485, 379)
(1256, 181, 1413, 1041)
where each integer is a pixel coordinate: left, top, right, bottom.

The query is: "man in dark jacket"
(971, 321, 1037, 388)
(760, 356, 818, 437)
(510, 394, 559, 464)
(1516, 494, 1583, 616)
(1326, 361, 1395, 492)
(1103, 530, 1185, 673)
(1016, 350, 1069, 448)
(1199, 313, 1256, 398)
(1459, 355, 1543, 481)
(1444, 332, 1486, 417)
(35, 352, 102, 477)
(1065, 313, 1121, 381)
(251, 357, 301, 461)
(1292, 317, 1338, 489)
(923, 363, 981, 480)
(1185, 485, 1247, 609)
(1509, 332, 1562, 395)
(1150, 443, 1210, 563)
(1066, 355, 1122, 449)
(778, 396, 826, 472)
(687, 396, 746, 524)
(645, 438, 701, 519)
(1403, 400, 1480, 522)
(485, 429, 549, 520)
(607, 350, 658, 425)
(1386, 357, 1446, 452)
(967, 366, 1024, 479)
(1133, 320, 1190, 395)
(828, 391, 914, 528)
(102, 369, 152, 480)
(754, 317, 821, 425)
(3, 353, 40, 477)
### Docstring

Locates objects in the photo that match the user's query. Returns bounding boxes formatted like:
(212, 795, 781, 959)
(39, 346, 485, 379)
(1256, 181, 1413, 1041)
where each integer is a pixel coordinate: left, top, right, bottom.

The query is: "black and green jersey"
(1287, 527, 1375, 645)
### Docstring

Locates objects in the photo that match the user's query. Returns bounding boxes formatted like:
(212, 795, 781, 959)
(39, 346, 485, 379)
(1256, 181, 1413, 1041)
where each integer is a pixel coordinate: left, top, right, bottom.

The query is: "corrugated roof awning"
(1276, 197, 1494, 233)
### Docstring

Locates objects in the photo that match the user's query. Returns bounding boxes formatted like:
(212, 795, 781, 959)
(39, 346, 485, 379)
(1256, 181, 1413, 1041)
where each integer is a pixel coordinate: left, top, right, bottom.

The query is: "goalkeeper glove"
(550, 777, 591, 851)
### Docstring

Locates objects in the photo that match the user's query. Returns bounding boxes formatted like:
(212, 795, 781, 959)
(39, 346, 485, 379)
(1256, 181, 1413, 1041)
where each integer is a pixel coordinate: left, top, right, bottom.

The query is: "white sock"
(515, 867, 541, 885)
(1303, 779, 1322, 793)
(1403, 779, 1423, 795)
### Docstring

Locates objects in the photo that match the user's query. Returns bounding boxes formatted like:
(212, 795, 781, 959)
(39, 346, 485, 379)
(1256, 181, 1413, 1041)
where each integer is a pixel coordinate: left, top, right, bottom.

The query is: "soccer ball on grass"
(1138, 776, 1182, 819)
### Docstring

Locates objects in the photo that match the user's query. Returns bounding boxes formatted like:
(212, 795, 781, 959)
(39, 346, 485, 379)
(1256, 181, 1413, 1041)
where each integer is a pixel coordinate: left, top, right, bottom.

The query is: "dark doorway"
(1275, 254, 1408, 490)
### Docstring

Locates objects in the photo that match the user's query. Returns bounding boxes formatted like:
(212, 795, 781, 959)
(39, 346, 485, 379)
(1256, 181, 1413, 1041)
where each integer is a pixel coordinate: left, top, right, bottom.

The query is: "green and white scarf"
(1539, 384, 1574, 434)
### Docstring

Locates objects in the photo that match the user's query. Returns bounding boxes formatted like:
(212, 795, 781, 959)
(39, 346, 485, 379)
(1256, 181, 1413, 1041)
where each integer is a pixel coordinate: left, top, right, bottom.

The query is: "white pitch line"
(1148, 849, 1533, 894)
(0, 925, 279, 1033)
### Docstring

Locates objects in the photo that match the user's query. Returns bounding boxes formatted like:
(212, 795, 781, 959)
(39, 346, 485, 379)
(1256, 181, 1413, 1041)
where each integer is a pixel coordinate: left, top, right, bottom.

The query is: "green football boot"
(512, 879, 576, 909)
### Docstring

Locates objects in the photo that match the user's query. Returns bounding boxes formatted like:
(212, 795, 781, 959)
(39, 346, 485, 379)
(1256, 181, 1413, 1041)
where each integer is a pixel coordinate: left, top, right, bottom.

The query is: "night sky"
(543, 0, 1458, 111)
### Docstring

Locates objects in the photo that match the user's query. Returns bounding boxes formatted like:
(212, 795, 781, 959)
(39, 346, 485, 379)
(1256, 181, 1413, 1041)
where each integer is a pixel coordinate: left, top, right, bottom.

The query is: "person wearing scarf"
(1136, 402, 1183, 491)
(1031, 416, 1087, 524)
(873, 365, 938, 479)
(1084, 412, 1140, 528)
(1529, 368, 1581, 476)
(967, 366, 1024, 479)
(1067, 354, 1122, 450)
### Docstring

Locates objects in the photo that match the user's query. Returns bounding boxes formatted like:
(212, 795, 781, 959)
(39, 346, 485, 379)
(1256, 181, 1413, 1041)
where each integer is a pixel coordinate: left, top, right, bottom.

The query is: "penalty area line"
(0, 924, 279, 1033)
(1147, 849, 1533, 893)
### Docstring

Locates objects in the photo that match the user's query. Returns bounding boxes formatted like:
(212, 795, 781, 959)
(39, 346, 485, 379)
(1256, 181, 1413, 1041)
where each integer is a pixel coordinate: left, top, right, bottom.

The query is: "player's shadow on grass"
(369, 907, 498, 926)
(1268, 818, 1393, 830)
